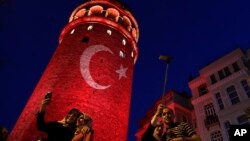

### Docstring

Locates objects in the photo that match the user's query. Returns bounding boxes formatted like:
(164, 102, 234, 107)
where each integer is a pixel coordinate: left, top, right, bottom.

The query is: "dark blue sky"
(1, 0, 250, 140)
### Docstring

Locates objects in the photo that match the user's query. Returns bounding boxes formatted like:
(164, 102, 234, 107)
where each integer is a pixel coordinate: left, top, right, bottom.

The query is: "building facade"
(8, 0, 139, 140)
(135, 90, 195, 141)
(189, 48, 250, 141)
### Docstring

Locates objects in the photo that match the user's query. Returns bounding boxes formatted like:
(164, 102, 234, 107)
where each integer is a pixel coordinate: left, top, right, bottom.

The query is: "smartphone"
(45, 92, 52, 99)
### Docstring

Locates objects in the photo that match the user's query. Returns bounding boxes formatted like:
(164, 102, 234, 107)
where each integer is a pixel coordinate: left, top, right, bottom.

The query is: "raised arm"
(37, 97, 51, 131)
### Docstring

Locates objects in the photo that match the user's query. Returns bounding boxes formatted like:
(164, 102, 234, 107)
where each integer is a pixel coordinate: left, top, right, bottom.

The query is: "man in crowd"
(142, 103, 201, 141)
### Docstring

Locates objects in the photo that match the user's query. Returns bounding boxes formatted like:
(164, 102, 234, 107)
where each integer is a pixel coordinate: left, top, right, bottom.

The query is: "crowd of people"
(36, 92, 93, 141)
(0, 92, 202, 141)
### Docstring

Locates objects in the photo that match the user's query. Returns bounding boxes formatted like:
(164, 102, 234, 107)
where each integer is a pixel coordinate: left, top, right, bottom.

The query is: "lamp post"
(159, 55, 171, 105)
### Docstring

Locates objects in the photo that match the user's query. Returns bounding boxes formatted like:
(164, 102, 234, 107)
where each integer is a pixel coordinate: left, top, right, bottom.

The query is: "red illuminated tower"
(8, 0, 139, 140)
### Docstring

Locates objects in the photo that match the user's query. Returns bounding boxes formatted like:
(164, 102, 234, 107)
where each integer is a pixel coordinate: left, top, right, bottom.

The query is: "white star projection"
(115, 64, 128, 80)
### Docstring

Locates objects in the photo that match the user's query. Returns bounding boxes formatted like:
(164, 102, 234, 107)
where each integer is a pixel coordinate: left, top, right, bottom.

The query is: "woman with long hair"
(71, 113, 93, 141)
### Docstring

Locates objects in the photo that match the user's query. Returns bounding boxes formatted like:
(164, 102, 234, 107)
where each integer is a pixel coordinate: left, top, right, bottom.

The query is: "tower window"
(119, 51, 125, 58)
(107, 29, 112, 35)
(87, 25, 93, 31)
(131, 51, 134, 58)
(70, 29, 75, 34)
(122, 39, 126, 46)
(81, 37, 90, 43)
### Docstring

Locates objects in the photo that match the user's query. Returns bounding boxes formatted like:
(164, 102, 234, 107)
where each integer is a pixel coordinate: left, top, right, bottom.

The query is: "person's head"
(153, 122, 163, 136)
(76, 112, 92, 128)
(0, 127, 8, 141)
(161, 107, 175, 124)
(65, 108, 80, 124)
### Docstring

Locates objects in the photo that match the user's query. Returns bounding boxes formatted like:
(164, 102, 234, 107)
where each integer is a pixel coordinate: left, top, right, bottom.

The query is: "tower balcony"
(68, 0, 139, 43)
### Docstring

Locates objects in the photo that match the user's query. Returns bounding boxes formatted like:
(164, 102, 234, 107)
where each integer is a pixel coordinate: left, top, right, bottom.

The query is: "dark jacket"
(37, 112, 75, 141)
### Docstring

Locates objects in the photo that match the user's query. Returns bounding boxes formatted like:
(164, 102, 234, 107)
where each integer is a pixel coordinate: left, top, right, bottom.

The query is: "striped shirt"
(164, 122, 195, 139)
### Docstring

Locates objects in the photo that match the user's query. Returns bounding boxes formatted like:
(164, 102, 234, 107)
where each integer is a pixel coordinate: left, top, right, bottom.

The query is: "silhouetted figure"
(71, 113, 93, 141)
(0, 127, 8, 141)
(37, 92, 79, 141)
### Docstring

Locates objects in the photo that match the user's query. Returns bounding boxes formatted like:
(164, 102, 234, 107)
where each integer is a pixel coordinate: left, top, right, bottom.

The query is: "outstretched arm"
(151, 103, 165, 126)
(142, 104, 165, 141)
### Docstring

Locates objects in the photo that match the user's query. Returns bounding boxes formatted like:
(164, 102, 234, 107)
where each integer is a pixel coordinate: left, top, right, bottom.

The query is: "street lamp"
(159, 55, 171, 105)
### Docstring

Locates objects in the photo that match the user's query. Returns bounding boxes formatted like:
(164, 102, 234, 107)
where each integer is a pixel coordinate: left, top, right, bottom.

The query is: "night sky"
(1, 0, 250, 140)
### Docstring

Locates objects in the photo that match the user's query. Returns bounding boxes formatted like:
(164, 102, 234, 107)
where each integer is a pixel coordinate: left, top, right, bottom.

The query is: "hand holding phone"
(40, 91, 53, 112)
(45, 91, 52, 99)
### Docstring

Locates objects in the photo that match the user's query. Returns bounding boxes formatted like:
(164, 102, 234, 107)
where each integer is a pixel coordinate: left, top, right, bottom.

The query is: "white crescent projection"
(80, 44, 114, 90)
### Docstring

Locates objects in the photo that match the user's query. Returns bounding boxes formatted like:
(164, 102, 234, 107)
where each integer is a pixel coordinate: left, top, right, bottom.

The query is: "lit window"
(131, 51, 134, 58)
(122, 39, 126, 45)
(87, 25, 93, 31)
(119, 50, 125, 58)
(70, 29, 75, 34)
(107, 29, 112, 35)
